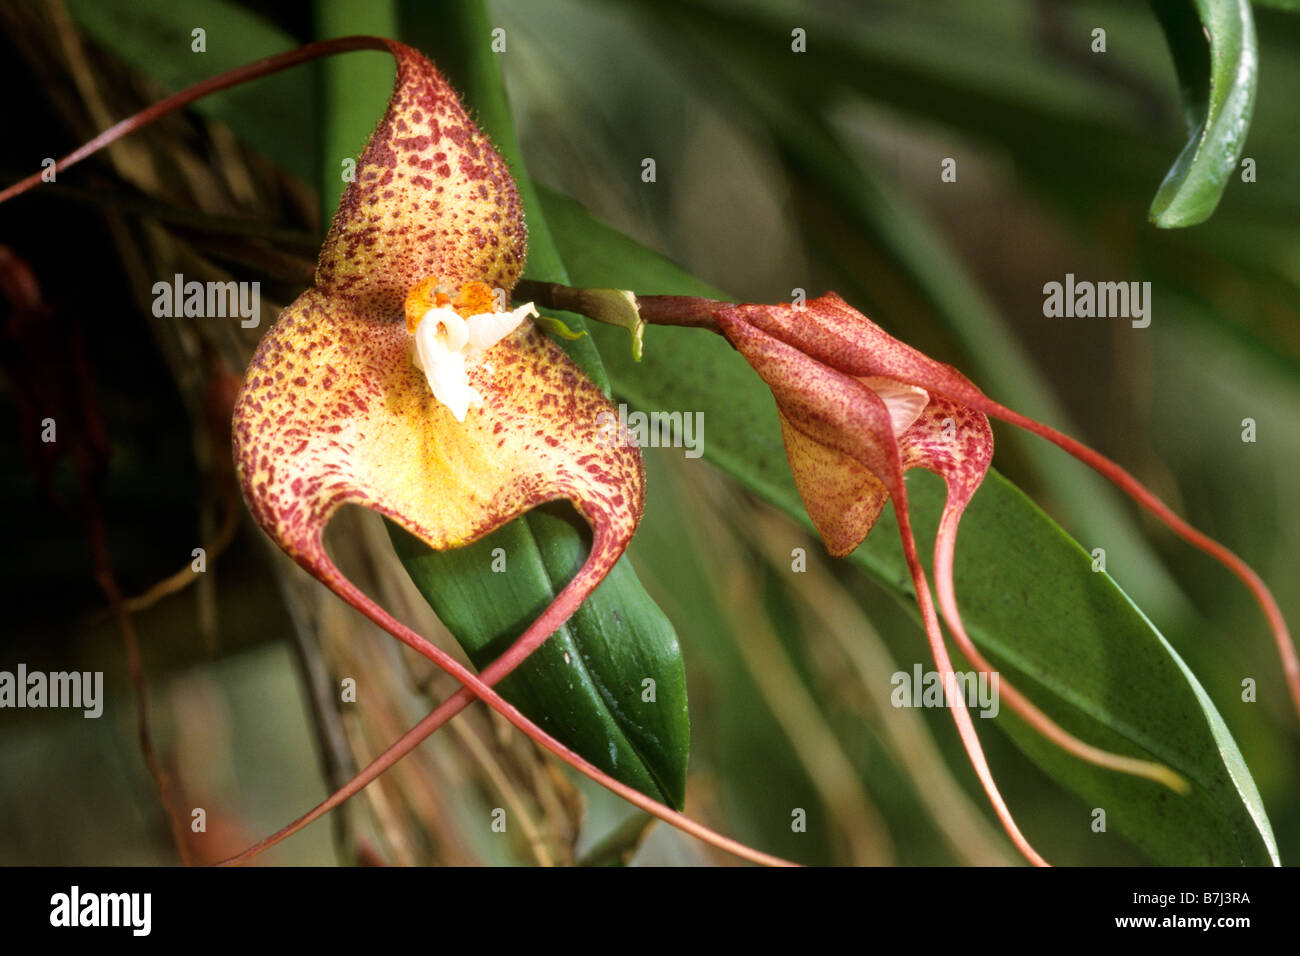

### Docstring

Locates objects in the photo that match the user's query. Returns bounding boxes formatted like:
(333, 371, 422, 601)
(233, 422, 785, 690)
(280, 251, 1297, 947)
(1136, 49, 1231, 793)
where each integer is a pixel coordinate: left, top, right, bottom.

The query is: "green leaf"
(540, 187, 1277, 864)
(313, 0, 687, 807)
(1148, 0, 1258, 227)
(389, 511, 689, 809)
(314, 0, 400, 220)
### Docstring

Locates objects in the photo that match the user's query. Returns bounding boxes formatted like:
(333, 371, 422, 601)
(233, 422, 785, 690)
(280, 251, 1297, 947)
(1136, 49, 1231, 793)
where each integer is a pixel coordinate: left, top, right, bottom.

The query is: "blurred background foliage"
(0, 0, 1296, 866)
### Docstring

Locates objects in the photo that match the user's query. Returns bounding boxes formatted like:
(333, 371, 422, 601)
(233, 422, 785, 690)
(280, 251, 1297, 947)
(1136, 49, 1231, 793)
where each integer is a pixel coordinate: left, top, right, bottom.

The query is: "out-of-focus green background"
(0, 0, 1296, 865)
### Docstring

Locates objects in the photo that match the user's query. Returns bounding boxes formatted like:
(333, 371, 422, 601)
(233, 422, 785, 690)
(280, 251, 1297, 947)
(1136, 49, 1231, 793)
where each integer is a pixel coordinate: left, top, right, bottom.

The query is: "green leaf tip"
(1148, 0, 1258, 228)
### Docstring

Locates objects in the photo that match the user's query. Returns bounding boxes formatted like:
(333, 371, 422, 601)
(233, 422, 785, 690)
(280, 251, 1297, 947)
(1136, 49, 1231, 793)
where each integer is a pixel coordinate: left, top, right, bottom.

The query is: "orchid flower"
(611, 289, 1299, 866)
(1, 36, 790, 868)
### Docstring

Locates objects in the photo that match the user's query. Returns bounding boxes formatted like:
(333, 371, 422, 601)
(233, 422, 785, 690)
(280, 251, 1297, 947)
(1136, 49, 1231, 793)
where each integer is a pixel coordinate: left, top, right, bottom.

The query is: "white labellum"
(412, 302, 539, 421)
(859, 375, 929, 437)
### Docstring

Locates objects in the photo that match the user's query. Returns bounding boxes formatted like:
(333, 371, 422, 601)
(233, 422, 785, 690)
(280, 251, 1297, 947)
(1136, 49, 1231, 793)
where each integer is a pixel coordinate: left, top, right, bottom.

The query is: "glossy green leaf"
(1148, 0, 1258, 227)
(389, 512, 689, 808)
(540, 187, 1277, 863)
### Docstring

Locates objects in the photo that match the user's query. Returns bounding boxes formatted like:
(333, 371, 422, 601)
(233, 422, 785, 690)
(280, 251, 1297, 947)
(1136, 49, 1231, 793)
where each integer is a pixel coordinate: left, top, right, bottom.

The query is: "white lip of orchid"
(859, 375, 929, 437)
(412, 301, 539, 422)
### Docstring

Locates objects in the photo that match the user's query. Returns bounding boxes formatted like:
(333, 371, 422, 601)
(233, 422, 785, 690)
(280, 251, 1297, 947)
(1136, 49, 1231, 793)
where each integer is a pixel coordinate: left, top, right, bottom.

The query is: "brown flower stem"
(512, 280, 577, 312)
(632, 295, 728, 332)
(112, 500, 239, 618)
(517, 281, 728, 334)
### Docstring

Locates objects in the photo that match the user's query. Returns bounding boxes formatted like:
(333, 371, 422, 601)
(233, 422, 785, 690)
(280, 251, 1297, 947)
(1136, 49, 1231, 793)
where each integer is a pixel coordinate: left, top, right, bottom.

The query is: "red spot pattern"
(315, 41, 526, 321)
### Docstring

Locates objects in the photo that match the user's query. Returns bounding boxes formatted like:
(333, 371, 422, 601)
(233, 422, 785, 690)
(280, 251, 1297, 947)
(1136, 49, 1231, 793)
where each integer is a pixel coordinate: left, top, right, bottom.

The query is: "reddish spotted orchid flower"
(628, 290, 1299, 866)
(1, 37, 789, 867)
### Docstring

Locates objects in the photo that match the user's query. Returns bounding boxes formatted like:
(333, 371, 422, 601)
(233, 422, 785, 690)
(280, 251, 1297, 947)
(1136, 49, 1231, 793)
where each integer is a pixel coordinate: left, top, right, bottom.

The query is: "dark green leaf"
(1148, 0, 1258, 226)
(389, 512, 688, 808)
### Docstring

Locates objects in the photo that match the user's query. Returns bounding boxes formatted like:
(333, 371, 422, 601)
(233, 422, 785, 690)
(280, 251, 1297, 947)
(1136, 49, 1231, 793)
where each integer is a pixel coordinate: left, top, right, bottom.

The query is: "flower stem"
(221, 530, 795, 868)
(0, 36, 396, 206)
